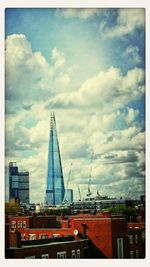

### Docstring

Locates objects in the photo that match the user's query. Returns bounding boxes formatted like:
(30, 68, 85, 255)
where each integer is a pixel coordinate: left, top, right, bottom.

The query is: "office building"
(45, 113, 65, 205)
(9, 162, 19, 201)
(18, 171, 29, 204)
(9, 162, 29, 204)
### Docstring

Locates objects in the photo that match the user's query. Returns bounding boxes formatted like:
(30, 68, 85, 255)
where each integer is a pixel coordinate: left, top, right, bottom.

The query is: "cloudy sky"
(5, 8, 145, 203)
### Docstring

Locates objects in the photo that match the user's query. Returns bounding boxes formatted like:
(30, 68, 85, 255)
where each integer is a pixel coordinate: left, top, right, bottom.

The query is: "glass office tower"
(9, 162, 19, 201)
(18, 171, 29, 204)
(9, 162, 29, 204)
(46, 113, 65, 205)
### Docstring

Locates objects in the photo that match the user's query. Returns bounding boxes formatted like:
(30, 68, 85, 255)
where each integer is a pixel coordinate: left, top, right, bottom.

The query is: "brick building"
(67, 212, 145, 258)
(8, 214, 57, 230)
(8, 215, 72, 241)
(68, 212, 127, 258)
(6, 228, 89, 259)
(127, 223, 145, 258)
(6, 212, 145, 258)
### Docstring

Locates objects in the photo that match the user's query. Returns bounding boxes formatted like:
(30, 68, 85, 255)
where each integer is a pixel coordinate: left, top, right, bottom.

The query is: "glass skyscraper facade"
(18, 172, 29, 204)
(46, 113, 65, 205)
(9, 162, 19, 201)
(9, 162, 29, 204)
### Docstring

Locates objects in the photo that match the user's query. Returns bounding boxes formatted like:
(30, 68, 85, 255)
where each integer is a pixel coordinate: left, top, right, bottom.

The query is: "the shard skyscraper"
(45, 112, 65, 205)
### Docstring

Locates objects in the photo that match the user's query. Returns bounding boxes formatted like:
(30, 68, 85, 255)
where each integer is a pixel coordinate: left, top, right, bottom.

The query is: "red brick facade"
(8, 215, 73, 242)
(68, 212, 127, 258)
(6, 212, 145, 258)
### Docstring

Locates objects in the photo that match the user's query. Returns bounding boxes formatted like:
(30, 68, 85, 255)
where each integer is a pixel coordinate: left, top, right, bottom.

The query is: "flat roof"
(9, 239, 88, 250)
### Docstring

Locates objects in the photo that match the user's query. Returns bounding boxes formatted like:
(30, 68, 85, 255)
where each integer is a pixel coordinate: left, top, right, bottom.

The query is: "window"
(135, 250, 139, 258)
(25, 256, 35, 259)
(77, 249, 81, 258)
(57, 251, 66, 259)
(11, 221, 16, 228)
(40, 234, 48, 239)
(21, 233, 26, 240)
(130, 251, 134, 258)
(11, 175, 18, 182)
(129, 235, 133, 244)
(23, 221, 26, 228)
(117, 238, 124, 258)
(42, 254, 49, 259)
(18, 221, 22, 228)
(29, 234, 36, 240)
(12, 181, 18, 188)
(71, 250, 76, 258)
(135, 234, 138, 244)
(52, 234, 60, 238)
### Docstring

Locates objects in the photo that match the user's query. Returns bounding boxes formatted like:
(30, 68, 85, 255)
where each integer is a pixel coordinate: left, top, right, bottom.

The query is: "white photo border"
(0, 1, 150, 267)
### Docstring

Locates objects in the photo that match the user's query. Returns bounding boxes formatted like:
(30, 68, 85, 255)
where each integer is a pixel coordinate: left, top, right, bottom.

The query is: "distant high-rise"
(65, 189, 73, 204)
(9, 162, 29, 204)
(18, 171, 30, 204)
(9, 162, 19, 201)
(46, 113, 65, 205)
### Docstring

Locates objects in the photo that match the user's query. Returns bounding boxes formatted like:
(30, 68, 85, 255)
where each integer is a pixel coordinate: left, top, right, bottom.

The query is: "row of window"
(129, 234, 138, 244)
(130, 250, 139, 258)
(28, 233, 61, 240)
(11, 221, 67, 240)
(11, 221, 26, 228)
(117, 237, 140, 258)
(25, 249, 81, 259)
(25, 249, 139, 259)
(22, 233, 65, 240)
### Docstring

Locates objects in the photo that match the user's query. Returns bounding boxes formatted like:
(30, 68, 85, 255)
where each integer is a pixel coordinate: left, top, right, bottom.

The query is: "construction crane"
(62, 163, 72, 204)
(86, 152, 94, 197)
(78, 185, 82, 201)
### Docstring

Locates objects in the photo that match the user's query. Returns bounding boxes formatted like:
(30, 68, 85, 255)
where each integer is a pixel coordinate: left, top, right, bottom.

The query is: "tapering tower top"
(50, 112, 56, 128)
(46, 112, 65, 205)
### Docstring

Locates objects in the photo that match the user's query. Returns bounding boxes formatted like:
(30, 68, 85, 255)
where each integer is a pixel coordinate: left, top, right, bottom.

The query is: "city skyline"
(5, 8, 145, 203)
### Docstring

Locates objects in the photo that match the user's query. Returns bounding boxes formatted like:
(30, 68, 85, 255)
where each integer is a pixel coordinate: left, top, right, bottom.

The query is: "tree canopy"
(5, 202, 21, 215)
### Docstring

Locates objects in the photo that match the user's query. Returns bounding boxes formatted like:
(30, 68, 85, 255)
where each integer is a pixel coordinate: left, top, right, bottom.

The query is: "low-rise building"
(6, 229, 88, 259)
(6, 211, 145, 258)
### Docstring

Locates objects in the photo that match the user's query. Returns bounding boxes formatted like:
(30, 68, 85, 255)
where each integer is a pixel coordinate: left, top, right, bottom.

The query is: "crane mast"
(78, 185, 81, 201)
(86, 153, 94, 197)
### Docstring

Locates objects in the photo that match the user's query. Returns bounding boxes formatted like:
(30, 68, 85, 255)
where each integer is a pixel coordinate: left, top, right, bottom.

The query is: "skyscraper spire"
(45, 112, 65, 205)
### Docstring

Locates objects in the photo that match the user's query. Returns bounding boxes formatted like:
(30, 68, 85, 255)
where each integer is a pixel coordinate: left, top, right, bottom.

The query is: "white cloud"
(6, 34, 52, 93)
(125, 107, 139, 125)
(100, 9, 145, 38)
(60, 8, 101, 20)
(5, 34, 70, 111)
(51, 47, 65, 69)
(89, 127, 144, 156)
(88, 112, 118, 131)
(55, 72, 70, 88)
(123, 45, 141, 65)
(49, 66, 144, 112)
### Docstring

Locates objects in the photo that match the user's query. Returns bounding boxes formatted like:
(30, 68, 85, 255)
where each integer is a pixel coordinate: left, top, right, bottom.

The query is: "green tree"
(105, 205, 138, 222)
(5, 202, 21, 215)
